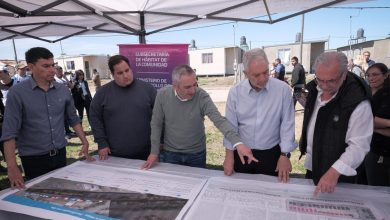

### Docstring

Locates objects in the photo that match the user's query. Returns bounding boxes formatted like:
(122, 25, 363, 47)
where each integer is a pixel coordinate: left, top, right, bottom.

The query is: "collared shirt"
(304, 85, 372, 176)
(275, 63, 285, 74)
(174, 89, 189, 102)
(0, 77, 80, 156)
(0, 78, 16, 106)
(367, 59, 375, 67)
(12, 74, 30, 84)
(78, 80, 88, 96)
(54, 75, 67, 84)
(224, 78, 296, 153)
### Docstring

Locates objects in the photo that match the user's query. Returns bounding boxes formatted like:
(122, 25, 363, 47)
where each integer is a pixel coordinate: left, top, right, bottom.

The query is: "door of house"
(84, 61, 91, 79)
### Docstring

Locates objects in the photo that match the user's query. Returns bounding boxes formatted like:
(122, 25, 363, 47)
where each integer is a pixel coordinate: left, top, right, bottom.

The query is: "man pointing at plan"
(142, 64, 257, 169)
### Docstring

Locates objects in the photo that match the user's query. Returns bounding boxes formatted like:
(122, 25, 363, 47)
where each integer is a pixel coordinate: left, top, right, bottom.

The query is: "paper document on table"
(0, 161, 207, 220)
(184, 176, 390, 220)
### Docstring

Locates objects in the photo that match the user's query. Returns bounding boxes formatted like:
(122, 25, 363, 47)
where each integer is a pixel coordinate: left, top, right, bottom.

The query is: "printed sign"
(119, 44, 188, 89)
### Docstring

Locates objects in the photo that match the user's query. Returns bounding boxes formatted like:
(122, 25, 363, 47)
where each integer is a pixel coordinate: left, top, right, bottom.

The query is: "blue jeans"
(159, 150, 206, 168)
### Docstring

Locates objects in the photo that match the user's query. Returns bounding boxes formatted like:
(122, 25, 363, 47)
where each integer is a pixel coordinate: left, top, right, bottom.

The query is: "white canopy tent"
(0, 0, 366, 43)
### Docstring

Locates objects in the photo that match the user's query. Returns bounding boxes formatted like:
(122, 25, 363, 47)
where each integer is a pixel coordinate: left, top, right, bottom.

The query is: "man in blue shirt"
(1, 47, 94, 189)
(274, 58, 285, 81)
(223, 48, 296, 183)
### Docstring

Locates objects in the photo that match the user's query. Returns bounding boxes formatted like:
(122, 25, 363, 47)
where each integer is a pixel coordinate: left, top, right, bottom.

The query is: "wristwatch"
(280, 152, 291, 158)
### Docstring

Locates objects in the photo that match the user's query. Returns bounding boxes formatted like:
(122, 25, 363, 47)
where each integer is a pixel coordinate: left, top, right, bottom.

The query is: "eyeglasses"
(365, 72, 383, 78)
(315, 72, 345, 85)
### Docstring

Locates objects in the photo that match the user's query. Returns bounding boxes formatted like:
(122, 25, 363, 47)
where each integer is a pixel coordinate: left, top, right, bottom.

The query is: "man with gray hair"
(142, 64, 257, 169)
(223, 48, 296, 183)
(299, 51, 372, 196)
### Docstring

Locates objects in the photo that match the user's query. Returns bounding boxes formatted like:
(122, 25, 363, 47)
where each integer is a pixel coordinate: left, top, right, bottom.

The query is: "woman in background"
(72, 70, 92, 123)
(364, 63, 390, 186)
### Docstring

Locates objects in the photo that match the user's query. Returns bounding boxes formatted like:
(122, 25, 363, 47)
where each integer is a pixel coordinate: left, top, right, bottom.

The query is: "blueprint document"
(184, 177, 390, 220)
(0, 161, 207, 220)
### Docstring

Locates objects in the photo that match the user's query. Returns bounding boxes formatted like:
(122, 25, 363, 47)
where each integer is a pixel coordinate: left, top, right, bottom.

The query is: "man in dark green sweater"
(142, 65, 257, 169)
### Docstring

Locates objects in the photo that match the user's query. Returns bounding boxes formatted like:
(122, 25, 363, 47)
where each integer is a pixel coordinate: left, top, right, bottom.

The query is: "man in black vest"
(299, 51, 373, 196)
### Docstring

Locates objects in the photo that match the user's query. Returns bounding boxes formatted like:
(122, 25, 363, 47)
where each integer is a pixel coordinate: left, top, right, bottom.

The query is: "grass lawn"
(0, 76, 306, 190)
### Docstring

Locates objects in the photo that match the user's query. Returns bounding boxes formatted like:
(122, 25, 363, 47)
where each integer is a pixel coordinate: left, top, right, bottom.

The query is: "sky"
(0, 0, 389, 60)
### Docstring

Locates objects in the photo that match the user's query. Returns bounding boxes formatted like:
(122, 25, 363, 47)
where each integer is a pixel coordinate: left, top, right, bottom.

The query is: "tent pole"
(12, 38, 18, 63)
(139, 12, 146, 44)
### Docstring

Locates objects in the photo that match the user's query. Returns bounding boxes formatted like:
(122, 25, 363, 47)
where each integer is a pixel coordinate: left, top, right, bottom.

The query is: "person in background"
(223, 48, 296, 183)
(274, 58, 286, 81)
(89, 55, 156, 161)
(72, 70, 92, 122)
(348, 58, 364, 79)
(55, 66, 75, 138)
(13, 62, 30, 83)
(0, 65, 16, 106)
(364, 63, 390, 186)
(55, 66, 74, 89)
(142, 64, 257, 170)
(299, 51, 372, 196)
(0, 47, 94, 189)
(270, 62, 277, 78)
(291, 56, 306, 107)
(363, 51, 375, 67)
(92, 68, 101, 91)
(0, 65, 15, 172)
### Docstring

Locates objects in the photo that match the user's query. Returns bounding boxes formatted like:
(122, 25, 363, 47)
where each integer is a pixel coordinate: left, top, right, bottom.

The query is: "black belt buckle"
(49, 149, 58, 156)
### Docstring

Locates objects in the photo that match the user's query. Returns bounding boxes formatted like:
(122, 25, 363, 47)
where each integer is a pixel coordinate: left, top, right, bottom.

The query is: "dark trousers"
(20, 147, 67, 180)
(293, 87, 302, 107)
(365, 152, 390, 186)
(0, 141, 4, 161)
(234, 145, 280, 176)
(305, 170, 313, 179)
(112, 152, 149, 161)
(76, 97, 91, 122)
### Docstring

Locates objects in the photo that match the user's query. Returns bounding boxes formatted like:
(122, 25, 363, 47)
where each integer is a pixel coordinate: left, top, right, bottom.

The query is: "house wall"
(337, 39, 390, 67)
(225, 47, 243, 75)
(83, 56, 110, 79)
(309, 42, 326, 73)
(55, 55, 110, 80)
(263, 43, 318, 73)
(189, 47, 227, 76)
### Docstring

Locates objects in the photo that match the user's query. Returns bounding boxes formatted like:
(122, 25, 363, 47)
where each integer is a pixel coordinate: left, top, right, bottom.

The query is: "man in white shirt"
(55, 66, 75, 138)
(54, 66, 73, 89)
(223, 48, 296, 183)
(299, 51, 372, 196)
(13, 62, 30, 83)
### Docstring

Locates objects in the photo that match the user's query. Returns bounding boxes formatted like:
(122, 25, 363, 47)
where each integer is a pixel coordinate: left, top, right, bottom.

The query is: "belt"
(49, 148, 59, 156)
(21, 148, 64, 159)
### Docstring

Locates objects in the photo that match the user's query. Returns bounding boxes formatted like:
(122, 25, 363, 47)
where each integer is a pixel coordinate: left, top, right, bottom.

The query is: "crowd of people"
(0, 46, 388, 197)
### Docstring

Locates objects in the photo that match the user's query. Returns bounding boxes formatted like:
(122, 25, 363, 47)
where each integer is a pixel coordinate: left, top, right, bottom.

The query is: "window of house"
(202, 53, 213, 64)
(277, 49, 291, 65)
(66, 61, 75, 70)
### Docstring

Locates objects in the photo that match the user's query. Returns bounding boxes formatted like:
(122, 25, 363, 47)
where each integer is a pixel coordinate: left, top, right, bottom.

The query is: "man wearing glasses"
(363, 51, 375, 67)
(299, 51, 373, 196)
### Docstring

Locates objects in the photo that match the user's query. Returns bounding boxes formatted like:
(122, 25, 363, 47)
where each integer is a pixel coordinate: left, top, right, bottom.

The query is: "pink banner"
(119, 44, 188, 89)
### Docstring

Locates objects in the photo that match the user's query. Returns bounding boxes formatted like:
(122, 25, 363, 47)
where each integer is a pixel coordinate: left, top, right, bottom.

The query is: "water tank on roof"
(295, 32, 302, 43)
(357, 28, 364, 39)
(189, 39, 197, 50)
(240, 36, 249, 51)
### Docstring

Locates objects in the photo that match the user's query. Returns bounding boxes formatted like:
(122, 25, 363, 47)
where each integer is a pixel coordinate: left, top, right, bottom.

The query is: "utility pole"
(233, 24, 237, 81)
(299, 14, 304, 64)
